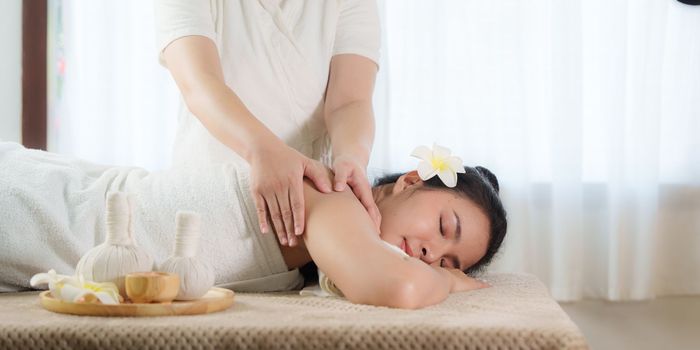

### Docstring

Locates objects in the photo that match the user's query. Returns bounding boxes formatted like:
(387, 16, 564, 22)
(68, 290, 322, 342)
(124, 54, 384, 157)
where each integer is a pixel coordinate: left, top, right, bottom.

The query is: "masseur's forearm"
(183, 76, 281, 162)
(325, 100, 375, 167)
(163, 36, 279, 162)
(323, 54, 378, 167)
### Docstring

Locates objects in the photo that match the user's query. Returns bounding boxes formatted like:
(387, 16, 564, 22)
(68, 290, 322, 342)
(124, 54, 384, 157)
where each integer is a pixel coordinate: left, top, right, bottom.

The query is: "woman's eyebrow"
(451, 210, 463, 269)
(453, 210, 461, 242)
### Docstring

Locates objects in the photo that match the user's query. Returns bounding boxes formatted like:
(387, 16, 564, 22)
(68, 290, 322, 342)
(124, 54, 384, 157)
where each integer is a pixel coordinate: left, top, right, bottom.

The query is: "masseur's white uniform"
(154, 0, 381, 167)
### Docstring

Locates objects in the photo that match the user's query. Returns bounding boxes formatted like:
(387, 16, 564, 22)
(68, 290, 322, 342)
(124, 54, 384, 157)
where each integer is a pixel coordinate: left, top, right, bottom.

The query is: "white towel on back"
(0, 142, 303, 293)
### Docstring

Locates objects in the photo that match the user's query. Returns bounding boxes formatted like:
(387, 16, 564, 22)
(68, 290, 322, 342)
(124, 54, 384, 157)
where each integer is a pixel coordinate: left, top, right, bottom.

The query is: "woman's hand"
(445, 268, 491, 293)
(331, 154, 382, 232)
(249, 141, 332, 247)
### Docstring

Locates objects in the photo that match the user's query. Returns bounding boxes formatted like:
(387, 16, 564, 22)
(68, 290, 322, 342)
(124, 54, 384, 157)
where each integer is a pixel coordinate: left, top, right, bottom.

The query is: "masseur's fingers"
(253, 192, 269, 234)
(332, 157, 382, 233)
(348, 174, 382, 232)
(288, 178, 305, 237)
(266, 192, 288, 246)
(278, 189, 297, 246)
(303, 160, 332, 194)
(333, 165, 350, 192)
(248, 142, 326, 246)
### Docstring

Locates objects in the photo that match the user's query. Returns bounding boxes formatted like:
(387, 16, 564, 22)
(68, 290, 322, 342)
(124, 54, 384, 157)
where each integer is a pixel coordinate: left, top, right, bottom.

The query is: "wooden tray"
(39, 287, 234, 317)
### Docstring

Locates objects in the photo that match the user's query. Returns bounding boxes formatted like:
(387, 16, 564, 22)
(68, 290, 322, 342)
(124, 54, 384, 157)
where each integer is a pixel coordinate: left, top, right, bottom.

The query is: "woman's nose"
(420, 246, 438, 263)
(420, 242, 447, 263)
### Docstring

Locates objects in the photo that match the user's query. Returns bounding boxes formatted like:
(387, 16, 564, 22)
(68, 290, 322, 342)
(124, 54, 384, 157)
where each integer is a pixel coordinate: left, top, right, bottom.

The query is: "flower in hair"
(411, 143, 465, 188)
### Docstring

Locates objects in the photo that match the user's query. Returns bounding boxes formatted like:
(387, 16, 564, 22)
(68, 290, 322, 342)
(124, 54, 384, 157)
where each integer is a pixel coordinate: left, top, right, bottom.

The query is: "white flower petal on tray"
(410, 143, 465, 188)
(30, 269, 121, 304)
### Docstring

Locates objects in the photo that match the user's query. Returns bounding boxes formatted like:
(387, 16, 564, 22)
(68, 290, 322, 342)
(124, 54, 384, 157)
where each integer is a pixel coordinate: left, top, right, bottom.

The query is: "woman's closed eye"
(438, 216, 459, 268)
(438, 217, 447, 267)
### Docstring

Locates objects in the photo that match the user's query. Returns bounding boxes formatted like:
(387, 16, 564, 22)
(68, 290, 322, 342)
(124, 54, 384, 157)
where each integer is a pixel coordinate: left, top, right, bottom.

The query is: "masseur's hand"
(331, 154, 382, 233)
(250, 141, 332, 247)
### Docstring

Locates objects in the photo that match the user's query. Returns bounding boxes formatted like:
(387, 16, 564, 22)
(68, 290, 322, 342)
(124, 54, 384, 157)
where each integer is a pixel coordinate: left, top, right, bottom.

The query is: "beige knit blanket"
(0, 273, 588, 350)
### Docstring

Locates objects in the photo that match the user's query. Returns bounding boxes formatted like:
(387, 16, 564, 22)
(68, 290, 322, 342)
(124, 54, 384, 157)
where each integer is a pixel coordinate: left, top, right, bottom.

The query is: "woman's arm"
(301, 177, 456, 309)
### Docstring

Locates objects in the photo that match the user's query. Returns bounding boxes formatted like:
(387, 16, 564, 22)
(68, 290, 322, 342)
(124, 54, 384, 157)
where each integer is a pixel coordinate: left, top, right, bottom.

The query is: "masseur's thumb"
(304, 160, 332, 193)
(333, 167, 350, 192)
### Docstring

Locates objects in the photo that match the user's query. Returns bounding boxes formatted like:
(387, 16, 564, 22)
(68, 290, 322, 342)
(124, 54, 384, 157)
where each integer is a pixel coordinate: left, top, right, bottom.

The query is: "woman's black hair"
(299, 166, 507, 283)
(374, 166, 507, 276)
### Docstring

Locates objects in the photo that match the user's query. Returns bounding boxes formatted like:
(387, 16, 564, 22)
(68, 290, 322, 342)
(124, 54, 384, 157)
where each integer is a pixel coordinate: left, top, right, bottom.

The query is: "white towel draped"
(0, 142, 303, 292)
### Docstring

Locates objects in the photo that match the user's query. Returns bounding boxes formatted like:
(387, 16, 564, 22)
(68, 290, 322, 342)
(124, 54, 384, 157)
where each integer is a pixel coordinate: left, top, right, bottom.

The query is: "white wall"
(0, 0, 22, 143)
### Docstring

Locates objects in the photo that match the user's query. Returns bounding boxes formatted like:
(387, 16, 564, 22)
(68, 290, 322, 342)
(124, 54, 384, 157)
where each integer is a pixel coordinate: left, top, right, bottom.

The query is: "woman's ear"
(392, 170, 423, 195)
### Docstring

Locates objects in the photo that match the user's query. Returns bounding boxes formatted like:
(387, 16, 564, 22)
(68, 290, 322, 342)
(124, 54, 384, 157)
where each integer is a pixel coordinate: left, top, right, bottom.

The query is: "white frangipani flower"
(410, 143, 465, 188)
(30, 269, 122, 304)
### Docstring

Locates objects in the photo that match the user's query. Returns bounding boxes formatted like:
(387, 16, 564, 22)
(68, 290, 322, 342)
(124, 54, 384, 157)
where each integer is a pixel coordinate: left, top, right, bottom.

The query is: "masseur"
(155, 0, 382, 247)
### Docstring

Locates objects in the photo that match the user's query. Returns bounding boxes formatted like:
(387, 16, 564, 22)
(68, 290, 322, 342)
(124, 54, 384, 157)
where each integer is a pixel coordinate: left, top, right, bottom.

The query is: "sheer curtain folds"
(370, 0, 700, 301)
(50, 0, 699, 301)
(48, 0, 180, 170)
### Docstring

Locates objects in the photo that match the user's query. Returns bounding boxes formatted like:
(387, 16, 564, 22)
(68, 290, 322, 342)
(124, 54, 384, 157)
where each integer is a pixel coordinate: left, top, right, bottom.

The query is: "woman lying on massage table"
(0, 142, 506, 309)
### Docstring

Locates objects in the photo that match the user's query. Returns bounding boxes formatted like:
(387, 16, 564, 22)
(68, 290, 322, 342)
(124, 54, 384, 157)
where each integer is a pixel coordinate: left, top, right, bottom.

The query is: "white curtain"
(50, 0, 700, 301)
(370, 0, 700, 301)
(48, 0, 180, 170)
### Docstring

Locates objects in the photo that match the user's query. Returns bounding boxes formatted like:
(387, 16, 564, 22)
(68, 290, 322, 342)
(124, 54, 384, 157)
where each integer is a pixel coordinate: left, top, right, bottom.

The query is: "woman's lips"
(402, 238, 414, 257)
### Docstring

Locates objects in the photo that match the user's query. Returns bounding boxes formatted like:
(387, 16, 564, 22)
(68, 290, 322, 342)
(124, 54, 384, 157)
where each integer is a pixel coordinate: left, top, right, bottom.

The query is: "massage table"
(0, 272, 588, 349)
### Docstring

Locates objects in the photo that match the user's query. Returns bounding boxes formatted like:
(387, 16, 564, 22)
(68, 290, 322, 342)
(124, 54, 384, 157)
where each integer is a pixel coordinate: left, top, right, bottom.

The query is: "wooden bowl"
(125, 271, 180, 303)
